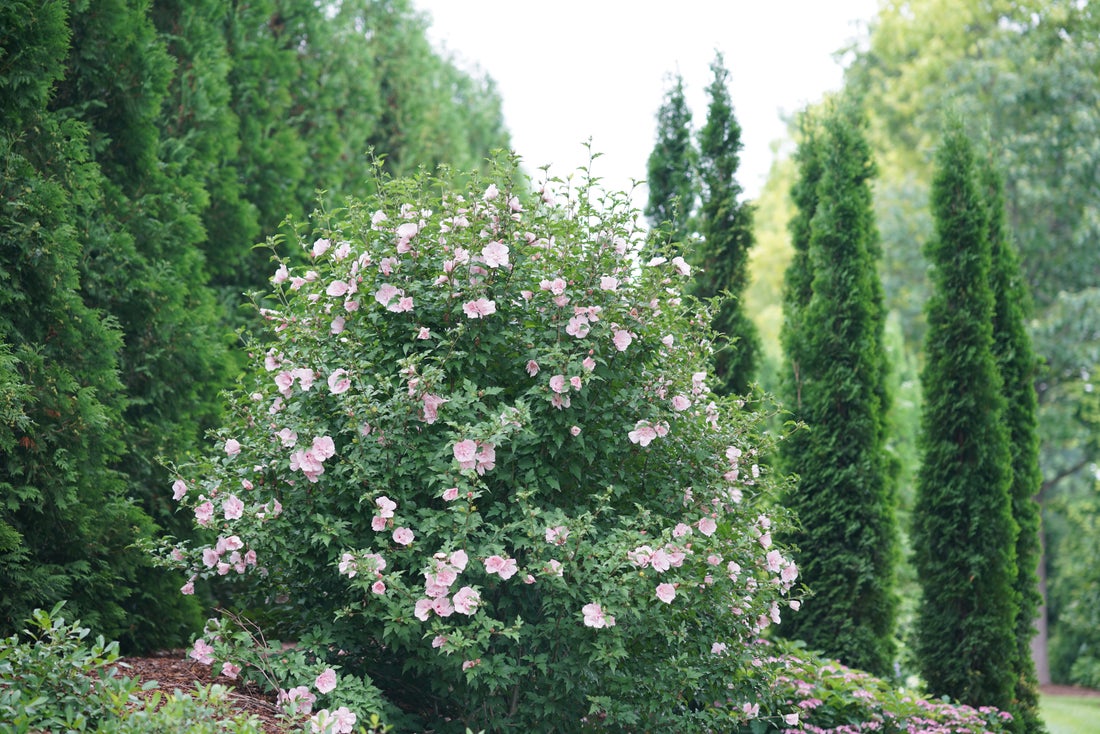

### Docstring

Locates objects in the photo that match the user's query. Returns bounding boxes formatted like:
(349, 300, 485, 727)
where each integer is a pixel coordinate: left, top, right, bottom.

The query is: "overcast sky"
(412, 1, 880, 204)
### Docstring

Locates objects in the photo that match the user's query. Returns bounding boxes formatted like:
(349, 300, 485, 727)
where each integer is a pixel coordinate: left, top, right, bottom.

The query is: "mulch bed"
(118, 650, 286, 733)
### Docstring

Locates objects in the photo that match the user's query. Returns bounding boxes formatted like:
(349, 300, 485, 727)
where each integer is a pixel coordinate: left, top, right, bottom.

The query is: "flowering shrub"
(165, 154, 802, 732)
(759, 643, 1014, 733)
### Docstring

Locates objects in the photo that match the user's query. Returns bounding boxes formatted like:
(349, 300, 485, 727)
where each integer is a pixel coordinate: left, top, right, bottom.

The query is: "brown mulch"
(117, 650, 287, 733)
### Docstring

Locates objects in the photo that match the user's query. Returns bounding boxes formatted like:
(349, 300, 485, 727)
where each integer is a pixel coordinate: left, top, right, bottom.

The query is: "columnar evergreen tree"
(777, 102, 898, 677)
(645, 73, 696, 247)
(983, 158, 1046, 733)
(912, 119, 1019, 715)
(0, 0, 176, 644)
(691, 54, 760, 396)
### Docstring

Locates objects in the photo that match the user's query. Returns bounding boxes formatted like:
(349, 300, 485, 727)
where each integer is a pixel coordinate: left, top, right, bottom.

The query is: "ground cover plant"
(160, 154, 804, 732)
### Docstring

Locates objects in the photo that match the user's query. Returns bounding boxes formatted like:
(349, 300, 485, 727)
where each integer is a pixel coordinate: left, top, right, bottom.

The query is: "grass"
(1040, 692, 1100, 734)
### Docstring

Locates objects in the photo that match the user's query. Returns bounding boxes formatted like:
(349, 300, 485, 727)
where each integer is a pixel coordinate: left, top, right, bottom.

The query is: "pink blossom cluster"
(201, 534, 257, 576)
(415, 549, 480, 620)
(452, 438, 495, 474)
(289, 435, 336, 482)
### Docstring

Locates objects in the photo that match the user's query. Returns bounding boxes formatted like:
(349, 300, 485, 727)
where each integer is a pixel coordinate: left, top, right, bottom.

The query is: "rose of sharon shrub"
(166, 155, 801, 732)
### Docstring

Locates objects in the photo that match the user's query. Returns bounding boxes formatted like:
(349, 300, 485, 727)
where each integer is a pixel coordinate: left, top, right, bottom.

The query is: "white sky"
(413, 1, 881, 205)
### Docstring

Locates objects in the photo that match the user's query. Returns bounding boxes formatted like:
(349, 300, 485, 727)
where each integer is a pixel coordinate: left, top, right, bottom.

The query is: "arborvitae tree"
(777, 102, 898, 676)
(690, 54, 760, 396)
(912, 119, 1019, 713)
(0, 0, 173, 643)
(984, 158, 1046, 733)
(645, 73, 696, 247)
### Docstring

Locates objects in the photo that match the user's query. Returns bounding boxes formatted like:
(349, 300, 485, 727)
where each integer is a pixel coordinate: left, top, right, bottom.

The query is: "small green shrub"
(0, 603, 263, 734)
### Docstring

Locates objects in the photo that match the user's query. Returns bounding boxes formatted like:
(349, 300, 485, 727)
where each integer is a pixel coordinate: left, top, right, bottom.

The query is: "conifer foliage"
(644, 74, 696, 247)
(984, 159, 1046, 733)
(777, 102, 898, 677)
(912, 119, 1020, 715)
(691, 54, 760, 396)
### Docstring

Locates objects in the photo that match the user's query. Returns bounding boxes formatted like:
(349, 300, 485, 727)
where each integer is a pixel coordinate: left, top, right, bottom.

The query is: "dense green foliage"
(0, 0, 510, 652)
(912, 119, 1019, 717)
(985, 160, 1046, 731)
(777, 103, 898, 677)
(645, 74, 696, 248)
(690, 55, 759, 396)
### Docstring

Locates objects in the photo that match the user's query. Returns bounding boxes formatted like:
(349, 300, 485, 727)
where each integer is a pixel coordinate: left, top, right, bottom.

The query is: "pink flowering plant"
(163, 154, 803, 732)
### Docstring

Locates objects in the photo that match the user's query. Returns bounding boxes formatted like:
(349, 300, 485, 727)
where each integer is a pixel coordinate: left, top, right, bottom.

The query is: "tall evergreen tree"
(983, 157, 1046, 733)
(912, 119, 1019, 715)
(691, 54, 760, 396)
(0, 0, 180, 645)
(645, 73, 696, 247)
(777, 102, 898, 676)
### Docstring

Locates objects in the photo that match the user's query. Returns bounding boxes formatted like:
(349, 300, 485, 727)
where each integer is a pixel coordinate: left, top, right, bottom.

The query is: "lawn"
(1041, 692, 1100, 734)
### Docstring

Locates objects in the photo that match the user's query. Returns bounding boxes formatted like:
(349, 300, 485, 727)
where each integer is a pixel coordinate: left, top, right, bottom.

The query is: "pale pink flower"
(711, 642, 728, 655)
(371, 580, 386, 594)
(781, 562, 799, 583)
(671, 256, 691, 275)
(661, 334, 674, 346)
(421, 394, 447, 424)
(172, 479, 187, 501)
(540, 277, 567, 294)
(393, 527, 414, 546)
(655, 583, 676, 604)
(453, 586, 480, 615)
(379, 257, 397, 275)
(194, 500, 214, 527)
(484, 555, 518, 580)
(475, 443, 496, 474)
(449, 549, 469, 571)
(462, 298, 496, 318)
(628, 421, 659, 447)
(218, 661, 240, 679)
(462, 659, 480, 671)
(371, 516, 387, 531)
(202, 548, 220, 568)
(581, 602, 615, 628)
(442, 487, 459, 501)
(549, 374, 567, 394)
(330, 316, 346, 335)
(293, 367, 316, 391)
(375, 496, 396, 518)
(328, 369, 351, 395)
(395, 221, 419, 242)
(569, 376, 582, 390)
(273, 263, 289, 283)
(612, 329, 633, 352)
(371, 209, 387, 227)
(374, 283, 401, 307)
(481, 240, 509, 268)
(223, 495, 244, 521)
(326, 280, 349, 297)
(483, 183, 499, 201)
(330, 707, 357, 734)
(276, 428, 297, 447)
(545, 559, 564, 577)
(315, 668, 337, 694)
(727, 561, 742, 581)
(189, 639, 215, 665)
(453, 439, 477, 465)
(582, 357, 596, 371)
(525, 360, 540, 377)
(570, 425, 581, 436)
(417, 327, 431, 340)
(432, 635, 447, 649)
(697, 517, 718, 537)
(671, 395, 691, 411)
(599, 276, 619, 291)
(281, 686, 315, 715)
(790, 599, 802, 611)
(759, 532, 772, 549)
(180, 580, 195, 595)
(672, 523, 691, 538)
(275, 371, 295, 397)
(508, 195, 522, 212)
(766, 550, 783, 573)
(565, 314, 590, 337)
(389, 296, 414, 313)
(224, 438, 241, 457)
(311, 238, 331, 257)
(545, 525, 569, 545)
(783, 713, 799, 726)
(339, 553, 358, 577)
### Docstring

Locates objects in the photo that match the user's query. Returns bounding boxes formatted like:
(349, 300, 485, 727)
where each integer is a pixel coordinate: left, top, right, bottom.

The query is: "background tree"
(984, 158, 1046, 732)
(644, 73, 696, 247)
(690, 54, 760, 396)
(912, 119, 1019, 716)
(777, 102, 898, 676)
